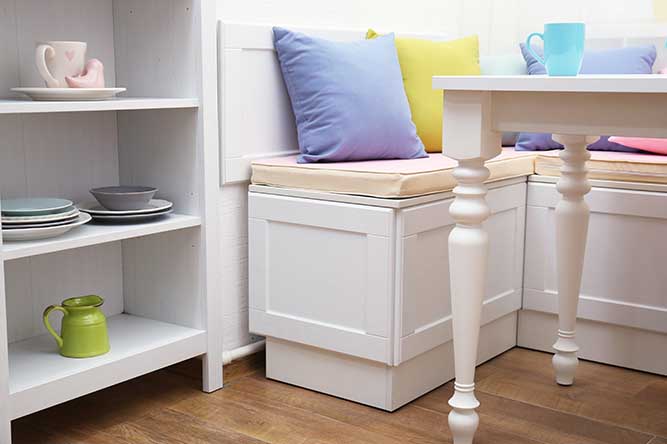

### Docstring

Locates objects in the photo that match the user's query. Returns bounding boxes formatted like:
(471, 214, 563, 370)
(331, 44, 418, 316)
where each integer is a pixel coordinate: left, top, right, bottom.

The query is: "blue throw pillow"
(516, 134, 643, 152)
(273, 27, 426, 163)
(517, 43, 656, 152)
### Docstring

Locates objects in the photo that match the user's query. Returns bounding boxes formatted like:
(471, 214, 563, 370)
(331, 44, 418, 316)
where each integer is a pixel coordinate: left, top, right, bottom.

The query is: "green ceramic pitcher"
(43, 295, 110, 358)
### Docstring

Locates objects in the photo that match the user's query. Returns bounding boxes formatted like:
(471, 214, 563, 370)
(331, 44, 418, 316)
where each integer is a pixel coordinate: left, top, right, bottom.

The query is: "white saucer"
(77, 199, 172, 215)
(90, 209, 173, 223)
(11, 87, 126, 101)
(2, 213, 91, 241)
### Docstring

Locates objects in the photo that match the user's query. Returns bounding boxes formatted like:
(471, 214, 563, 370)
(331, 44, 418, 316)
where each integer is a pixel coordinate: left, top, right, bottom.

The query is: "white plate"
(77, 199, 172, 215)
(2, 213, 91, 241)
(11, 87, 126, 101)
(2, 214, 80, 229)
(2, 208, 80, 224)
(90, 209, 173, 223)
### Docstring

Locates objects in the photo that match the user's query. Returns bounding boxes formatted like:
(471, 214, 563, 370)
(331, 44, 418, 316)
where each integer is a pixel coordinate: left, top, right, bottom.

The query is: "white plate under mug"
(77, 199, 172, 215)
(2, 213, 91, 241)
(11, 87, 126, 101)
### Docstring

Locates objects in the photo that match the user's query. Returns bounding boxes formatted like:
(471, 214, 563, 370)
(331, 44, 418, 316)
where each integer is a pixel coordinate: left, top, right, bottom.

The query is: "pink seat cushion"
(251, 148, 536, 198)
(609, 137, 667, 155)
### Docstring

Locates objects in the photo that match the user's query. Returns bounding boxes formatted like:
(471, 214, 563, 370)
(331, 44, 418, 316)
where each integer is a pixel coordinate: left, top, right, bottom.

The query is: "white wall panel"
(218, 0, 463, 35)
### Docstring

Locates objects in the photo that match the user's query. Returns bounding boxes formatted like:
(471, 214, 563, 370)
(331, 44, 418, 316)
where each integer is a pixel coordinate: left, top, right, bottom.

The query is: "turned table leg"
(442, 90, 500, 444)
(447, 158, 491, 444)
(551, 134, 591, 386)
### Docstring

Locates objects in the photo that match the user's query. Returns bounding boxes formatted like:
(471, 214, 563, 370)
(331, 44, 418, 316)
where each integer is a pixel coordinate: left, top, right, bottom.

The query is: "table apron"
(484, 91, 667, 138)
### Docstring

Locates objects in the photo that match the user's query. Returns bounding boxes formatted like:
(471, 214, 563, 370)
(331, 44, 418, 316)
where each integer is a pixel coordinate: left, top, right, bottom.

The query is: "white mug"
(35, 41, 87, 88)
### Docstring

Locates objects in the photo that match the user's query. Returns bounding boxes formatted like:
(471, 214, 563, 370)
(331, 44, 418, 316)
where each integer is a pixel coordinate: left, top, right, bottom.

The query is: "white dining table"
(432, 74, 667, 444)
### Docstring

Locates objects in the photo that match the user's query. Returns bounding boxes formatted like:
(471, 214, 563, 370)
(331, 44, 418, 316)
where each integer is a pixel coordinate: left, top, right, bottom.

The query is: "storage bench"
(248, 147, 667, 409)
(248, 150, 534, 410)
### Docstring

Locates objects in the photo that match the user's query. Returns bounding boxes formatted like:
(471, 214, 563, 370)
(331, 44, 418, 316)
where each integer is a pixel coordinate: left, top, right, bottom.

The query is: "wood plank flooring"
(12, 348, 667, 444)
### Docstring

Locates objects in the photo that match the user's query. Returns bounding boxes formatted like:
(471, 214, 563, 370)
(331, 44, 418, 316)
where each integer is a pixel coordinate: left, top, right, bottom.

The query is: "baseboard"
(523, 288, 667, 334)
(518, 309, 667, 375)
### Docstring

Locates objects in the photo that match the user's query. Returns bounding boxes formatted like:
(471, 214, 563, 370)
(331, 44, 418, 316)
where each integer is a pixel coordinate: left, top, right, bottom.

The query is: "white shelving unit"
(0, 1, 222, 442)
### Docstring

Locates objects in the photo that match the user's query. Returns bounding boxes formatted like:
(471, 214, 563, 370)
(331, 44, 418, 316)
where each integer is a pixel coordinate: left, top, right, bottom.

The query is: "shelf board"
(8, 314, 206, 419)
(2, 214, 201, 260)
(0, 97, 199, 114)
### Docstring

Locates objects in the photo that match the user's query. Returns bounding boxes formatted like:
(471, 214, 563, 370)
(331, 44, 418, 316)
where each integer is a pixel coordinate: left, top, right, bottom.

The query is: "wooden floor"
(12, 347, 667, 444)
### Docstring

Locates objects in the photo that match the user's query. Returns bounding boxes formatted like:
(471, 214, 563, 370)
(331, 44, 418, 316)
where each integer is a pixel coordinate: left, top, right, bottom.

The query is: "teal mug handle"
(526, 32, 546, 66)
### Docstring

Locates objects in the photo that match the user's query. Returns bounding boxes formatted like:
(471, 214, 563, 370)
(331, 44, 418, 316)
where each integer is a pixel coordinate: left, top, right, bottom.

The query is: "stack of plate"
(77, 199, 173, 223)
(1, 198, 92, 241)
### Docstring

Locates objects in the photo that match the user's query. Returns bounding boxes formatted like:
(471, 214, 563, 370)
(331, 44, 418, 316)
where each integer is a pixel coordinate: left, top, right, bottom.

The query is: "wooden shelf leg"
(551, 134, 591, 386)
(447, 158, 491, 444)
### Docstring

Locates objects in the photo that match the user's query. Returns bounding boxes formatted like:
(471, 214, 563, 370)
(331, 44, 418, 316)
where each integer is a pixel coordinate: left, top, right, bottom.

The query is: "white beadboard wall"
(216, 0, 657, 350)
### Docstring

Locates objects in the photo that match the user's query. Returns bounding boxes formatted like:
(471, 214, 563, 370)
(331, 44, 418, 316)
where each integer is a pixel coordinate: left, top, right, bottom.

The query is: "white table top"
(433, 74, 667, 94)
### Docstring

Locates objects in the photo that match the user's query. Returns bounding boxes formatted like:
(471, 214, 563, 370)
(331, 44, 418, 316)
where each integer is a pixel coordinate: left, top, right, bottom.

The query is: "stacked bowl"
(78, 186, 173, 223)
(1, 198, 91, 241)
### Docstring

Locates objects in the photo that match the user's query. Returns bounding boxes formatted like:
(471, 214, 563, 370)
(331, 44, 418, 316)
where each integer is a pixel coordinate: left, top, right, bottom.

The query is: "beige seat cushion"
(535, 150, 667, 184)
(251, 149, 536, 198)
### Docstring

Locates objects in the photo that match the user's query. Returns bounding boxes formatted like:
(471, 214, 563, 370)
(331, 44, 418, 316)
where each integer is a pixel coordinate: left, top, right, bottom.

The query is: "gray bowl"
(90, 186, 158, 211)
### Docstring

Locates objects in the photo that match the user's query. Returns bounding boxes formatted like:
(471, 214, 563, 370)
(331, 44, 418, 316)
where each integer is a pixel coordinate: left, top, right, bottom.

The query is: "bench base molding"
(518, 310, 667, 375)
(266, 312, 517, 411)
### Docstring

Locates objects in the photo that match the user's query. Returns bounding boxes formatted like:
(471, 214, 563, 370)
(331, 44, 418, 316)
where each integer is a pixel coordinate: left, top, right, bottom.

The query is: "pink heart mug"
(35, 41, 87, 88)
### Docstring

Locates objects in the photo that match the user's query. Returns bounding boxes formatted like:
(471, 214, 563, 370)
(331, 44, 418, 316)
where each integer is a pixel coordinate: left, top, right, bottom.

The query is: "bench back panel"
(217, 22, 453, 184)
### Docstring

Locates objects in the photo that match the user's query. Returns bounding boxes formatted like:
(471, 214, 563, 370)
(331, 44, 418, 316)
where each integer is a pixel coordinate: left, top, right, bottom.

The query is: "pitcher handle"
(526, 32, 546, 66)
(35, 44, 59, 88)
(43, 305, 68, 349)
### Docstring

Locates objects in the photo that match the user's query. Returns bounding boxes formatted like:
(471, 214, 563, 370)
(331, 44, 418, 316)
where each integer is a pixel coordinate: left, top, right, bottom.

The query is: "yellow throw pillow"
(367, 30, 480, 153)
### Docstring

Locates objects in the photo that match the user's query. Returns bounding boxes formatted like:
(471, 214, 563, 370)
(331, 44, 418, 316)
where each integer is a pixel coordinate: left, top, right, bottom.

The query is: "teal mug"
(526, 22, 585, 76)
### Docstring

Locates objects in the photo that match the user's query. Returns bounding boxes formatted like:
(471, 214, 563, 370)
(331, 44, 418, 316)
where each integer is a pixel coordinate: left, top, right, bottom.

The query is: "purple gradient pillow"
(273, 27, 426, 163)
(517, 43, 656, 152)
(519, 43, 656, 76)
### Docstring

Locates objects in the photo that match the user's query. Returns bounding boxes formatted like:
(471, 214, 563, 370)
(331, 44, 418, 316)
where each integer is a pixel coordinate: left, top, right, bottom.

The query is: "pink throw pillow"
(609, 137, 667, 155)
